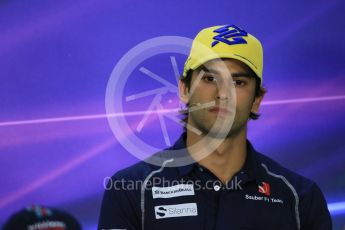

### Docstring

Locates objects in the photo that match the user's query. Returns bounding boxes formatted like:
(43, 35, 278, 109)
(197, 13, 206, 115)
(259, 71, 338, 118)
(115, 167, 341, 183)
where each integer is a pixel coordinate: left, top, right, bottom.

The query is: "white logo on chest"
(154, 203, 198, 219)
(152, 184, 194, 199)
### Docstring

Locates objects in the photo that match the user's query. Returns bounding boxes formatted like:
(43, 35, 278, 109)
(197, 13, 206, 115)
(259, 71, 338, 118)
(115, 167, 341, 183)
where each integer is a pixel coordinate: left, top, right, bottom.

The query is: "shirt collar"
(168, 132, 198, 176)
(171, 133, 265, 184)
(243, 141, 265, 184)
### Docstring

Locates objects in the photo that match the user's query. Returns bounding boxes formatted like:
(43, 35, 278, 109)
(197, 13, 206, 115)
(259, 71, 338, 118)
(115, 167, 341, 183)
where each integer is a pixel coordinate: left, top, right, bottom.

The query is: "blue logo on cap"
(212, 24, 248, 47)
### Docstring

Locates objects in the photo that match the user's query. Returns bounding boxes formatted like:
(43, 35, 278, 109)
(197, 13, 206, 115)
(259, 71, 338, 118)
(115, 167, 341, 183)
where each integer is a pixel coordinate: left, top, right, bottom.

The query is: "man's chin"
(203, 122, 242, 139)
(202, 126, 232, 139)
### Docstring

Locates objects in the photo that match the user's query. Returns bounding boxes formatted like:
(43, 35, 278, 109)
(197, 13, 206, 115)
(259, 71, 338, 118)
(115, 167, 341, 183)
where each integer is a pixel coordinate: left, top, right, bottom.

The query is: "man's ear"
(251, 94, 264, 114)
(179, 79, 189, 104)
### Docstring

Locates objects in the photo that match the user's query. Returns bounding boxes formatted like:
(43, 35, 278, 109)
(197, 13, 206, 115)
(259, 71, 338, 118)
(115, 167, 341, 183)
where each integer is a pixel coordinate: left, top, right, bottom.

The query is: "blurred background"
(1, 0, 344, 229)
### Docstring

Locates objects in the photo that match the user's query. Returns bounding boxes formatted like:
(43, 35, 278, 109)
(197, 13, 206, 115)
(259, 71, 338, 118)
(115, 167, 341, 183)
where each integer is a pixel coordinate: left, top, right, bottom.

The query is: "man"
(3, 204, 81, 230)
(98, 24, 332, 230)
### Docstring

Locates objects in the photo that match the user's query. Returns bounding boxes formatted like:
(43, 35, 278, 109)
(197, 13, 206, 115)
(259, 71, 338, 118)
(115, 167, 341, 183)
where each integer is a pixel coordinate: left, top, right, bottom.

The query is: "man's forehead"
(195, 58, 254, 77)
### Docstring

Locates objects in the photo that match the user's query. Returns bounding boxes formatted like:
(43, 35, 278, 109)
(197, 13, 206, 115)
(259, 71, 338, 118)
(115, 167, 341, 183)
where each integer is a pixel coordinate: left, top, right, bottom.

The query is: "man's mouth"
(209, 107, 230, 115)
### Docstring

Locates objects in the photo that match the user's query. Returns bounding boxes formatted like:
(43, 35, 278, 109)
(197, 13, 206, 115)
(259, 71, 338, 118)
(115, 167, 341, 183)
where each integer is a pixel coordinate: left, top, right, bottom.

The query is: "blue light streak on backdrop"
(0, 0, 344, 229)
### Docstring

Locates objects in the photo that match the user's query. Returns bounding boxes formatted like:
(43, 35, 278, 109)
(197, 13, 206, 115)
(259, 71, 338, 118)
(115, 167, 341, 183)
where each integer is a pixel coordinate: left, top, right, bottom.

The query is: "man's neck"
(186, 128, 247, 184)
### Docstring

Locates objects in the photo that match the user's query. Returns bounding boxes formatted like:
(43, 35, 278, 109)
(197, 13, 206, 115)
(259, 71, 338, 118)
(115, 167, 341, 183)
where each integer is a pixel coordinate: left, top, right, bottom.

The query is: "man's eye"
(233, 79, 246, 87)
(202, 75, 217, 82)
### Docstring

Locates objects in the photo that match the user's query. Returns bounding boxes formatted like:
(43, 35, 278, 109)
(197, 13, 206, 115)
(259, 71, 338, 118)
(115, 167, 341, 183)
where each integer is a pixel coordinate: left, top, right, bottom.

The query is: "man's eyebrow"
(199, 66, 251, 78)
(232, 73, 252, 78)
(200, 66, 220, 74)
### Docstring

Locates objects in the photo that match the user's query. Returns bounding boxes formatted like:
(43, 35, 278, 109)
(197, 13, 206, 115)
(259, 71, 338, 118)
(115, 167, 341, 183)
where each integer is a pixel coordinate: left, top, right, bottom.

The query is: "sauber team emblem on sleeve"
(258, 181, 271, 196)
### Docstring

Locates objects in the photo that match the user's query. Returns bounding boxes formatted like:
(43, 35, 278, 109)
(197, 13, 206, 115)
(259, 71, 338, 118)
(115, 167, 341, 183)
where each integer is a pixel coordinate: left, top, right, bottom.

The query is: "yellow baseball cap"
(183, 24, 263, 84)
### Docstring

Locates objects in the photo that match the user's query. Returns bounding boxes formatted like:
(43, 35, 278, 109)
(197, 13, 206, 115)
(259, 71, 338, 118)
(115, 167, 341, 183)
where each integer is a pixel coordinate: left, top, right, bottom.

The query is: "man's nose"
(215, 79, 232, 100)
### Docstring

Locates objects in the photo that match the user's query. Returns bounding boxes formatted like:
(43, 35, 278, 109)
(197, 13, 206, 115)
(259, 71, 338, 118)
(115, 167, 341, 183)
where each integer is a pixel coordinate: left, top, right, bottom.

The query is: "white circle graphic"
(105, 36, 236, 167)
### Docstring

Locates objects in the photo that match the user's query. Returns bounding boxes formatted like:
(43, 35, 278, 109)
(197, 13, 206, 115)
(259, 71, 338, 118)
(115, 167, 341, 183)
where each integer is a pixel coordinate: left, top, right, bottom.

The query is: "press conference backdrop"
(1, 0, 344, 229)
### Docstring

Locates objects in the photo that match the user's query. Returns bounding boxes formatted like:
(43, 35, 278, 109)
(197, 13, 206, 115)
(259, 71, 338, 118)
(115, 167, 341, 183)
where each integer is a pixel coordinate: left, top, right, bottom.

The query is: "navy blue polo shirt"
(98, 133, 332, 230)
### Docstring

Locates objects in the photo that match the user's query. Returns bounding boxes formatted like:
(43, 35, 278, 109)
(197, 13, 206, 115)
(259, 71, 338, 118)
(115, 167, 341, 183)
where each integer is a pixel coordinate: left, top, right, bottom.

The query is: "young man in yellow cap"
(99, 24, 332, 230)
